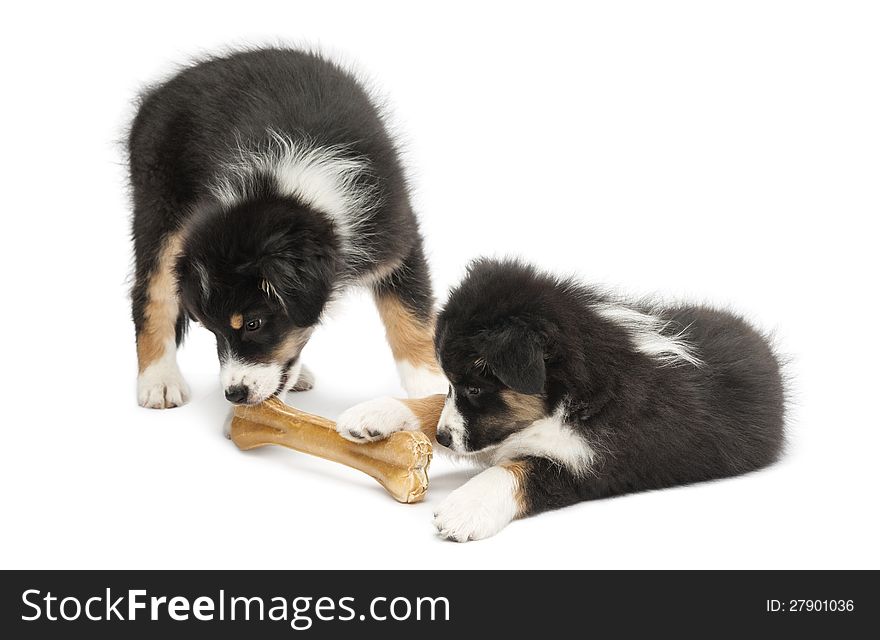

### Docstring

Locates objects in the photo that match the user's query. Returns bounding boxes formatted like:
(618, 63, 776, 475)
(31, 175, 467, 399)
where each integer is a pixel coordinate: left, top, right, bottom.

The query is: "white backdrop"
(1, 0, 877, 569)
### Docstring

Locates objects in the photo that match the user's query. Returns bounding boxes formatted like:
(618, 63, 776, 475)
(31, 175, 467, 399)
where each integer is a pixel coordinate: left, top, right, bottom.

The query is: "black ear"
(174, 254, 210, 313)
(480, 324, 546, 395)
(254, 228, 340, 326)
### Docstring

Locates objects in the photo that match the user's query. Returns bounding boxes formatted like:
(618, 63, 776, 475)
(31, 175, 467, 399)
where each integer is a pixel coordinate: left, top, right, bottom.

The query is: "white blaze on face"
(437, 387, 468, 451)
(220, 357, 285, 403)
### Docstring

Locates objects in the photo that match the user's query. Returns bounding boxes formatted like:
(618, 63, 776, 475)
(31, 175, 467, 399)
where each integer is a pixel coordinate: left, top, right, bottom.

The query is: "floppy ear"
(480, 324, 546, 395)
(254, 228, 340, 326)
(174, 253, 210, 312)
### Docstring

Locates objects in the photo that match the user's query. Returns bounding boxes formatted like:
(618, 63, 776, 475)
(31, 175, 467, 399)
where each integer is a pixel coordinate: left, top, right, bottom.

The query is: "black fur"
(176, 191, 341, 332)
(435, 258, 786, 517)
(129, 48, 435, 405)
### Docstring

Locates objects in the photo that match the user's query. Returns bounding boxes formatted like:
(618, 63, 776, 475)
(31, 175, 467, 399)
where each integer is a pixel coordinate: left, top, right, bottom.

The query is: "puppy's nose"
(436, 429, 453, 448)
(224, 385, 250, 404)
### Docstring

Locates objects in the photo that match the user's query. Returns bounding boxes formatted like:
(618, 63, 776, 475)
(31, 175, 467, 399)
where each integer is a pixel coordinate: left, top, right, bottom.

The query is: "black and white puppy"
(426, 259, 786, 541)
(128, 48, 446, 410)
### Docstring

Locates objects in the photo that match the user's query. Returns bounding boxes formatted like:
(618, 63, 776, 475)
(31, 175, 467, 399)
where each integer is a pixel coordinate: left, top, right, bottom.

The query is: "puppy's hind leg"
(133, 233, 190, 409)
(372, 242, 447, 398)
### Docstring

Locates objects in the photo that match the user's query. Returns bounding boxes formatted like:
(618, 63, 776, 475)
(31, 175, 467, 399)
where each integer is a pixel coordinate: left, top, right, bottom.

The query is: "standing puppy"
(129, 48, 445, 409)
(428, 259, 785, 541)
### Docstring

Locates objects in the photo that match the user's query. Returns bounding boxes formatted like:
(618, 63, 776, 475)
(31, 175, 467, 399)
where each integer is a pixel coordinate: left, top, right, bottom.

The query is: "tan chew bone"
(231, 395, 445, 503)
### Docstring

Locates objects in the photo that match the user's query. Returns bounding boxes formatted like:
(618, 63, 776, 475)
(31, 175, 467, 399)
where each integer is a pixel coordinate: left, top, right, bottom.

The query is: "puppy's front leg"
(435, 456, 606, 541)
(371, 245, 448, 398)
(134, 234, 190, 409)
(433, 461, 530, 542)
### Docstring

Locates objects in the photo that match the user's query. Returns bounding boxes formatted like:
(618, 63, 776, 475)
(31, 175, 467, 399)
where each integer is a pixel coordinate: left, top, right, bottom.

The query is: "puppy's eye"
(465, 386, 482, 397)
(245, 318, 262, 332)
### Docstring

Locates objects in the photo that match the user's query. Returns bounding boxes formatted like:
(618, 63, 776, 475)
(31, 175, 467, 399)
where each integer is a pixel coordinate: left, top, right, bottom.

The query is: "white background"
(1, 1, 877, 569)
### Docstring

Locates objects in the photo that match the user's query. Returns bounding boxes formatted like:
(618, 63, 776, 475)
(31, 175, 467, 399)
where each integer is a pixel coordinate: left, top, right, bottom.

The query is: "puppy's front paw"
(223, 409, 233, 439)
(289, 364, 315, 392)
(433, 468, 519, 542)
(433, 494, 504, 543)
(336, 397, 418, 442)
(137, 368, 190, 409)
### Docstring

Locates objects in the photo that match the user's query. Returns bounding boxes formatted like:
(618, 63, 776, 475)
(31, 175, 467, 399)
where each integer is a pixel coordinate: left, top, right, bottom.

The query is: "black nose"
(436, 430, 452, 448)
(225, 385, 249, 404)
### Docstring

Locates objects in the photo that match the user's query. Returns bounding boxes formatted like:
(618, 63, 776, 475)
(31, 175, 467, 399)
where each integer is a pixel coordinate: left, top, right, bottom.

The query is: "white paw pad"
(335, 397, 418, 442)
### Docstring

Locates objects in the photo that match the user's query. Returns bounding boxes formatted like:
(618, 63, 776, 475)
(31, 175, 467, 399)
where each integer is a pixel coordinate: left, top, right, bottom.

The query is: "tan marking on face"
(230, 313, 243, 330)
(502, 460, 531, 517)
(374, 294, 440, 372)
(270, 327, 313, 363)
(136, 233, 184, 372)
(400, 394, 446, 441)
(501, 389, 547, 426)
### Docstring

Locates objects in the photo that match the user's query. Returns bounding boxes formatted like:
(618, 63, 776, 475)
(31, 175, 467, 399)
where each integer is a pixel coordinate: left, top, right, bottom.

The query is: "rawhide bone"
(231, 395, 445, 503)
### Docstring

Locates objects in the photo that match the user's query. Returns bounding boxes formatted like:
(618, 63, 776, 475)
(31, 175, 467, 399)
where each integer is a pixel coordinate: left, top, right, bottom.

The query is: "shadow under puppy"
(343, 258, 786, 541)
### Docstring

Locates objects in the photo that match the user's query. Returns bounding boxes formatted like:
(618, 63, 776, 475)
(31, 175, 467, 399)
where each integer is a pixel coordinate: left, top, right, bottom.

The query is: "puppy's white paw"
(289, 364, 315, 392)
(137, 368, 190, 409)
(336, 397, 419, 442)
(222, 409, 233, 440)
(433, 467, 519, 542)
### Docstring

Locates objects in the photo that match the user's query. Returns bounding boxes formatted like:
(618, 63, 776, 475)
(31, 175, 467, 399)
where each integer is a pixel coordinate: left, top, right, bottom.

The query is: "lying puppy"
(128, 48, 445, 409)
(342, 259, 786, 541)
(432, 259, 786, 540)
